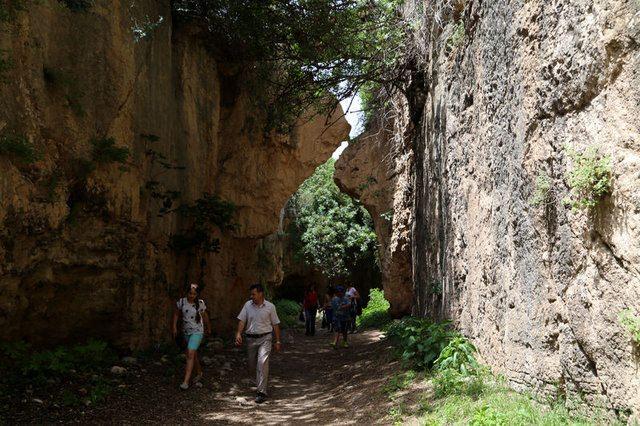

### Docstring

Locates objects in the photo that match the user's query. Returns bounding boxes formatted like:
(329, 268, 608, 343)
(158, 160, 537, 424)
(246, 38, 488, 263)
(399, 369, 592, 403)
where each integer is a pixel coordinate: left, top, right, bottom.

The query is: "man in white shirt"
(235, 283, 282, 404)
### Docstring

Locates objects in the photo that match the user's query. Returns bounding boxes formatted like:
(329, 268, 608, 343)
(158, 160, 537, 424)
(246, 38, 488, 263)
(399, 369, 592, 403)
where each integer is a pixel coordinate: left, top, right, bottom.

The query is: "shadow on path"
(200, 329, 399, 425)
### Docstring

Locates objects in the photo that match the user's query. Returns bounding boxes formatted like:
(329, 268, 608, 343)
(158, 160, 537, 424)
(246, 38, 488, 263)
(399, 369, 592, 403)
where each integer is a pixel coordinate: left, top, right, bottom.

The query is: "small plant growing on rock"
(447, 20, 465, 51)
(169, 194, 238, 252)
(0, 50, 13, 83)
(619, 309, 640, 345)
(0, 0, 27, 22)
(0, 133, 41, 164)
(563, 145, 611, 210)
(90, 137, 129, 165)
(58, 0, 93, 12)
(530, 171, 553, 207)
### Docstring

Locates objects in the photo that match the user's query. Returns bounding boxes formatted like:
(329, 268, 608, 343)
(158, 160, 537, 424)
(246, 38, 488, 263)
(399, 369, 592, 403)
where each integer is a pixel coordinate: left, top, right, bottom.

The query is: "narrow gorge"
(1, 0, 639, 422)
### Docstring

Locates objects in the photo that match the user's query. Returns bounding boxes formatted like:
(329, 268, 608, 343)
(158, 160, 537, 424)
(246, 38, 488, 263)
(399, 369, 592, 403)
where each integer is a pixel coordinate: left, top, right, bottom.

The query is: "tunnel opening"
(268, 155, 382, 316)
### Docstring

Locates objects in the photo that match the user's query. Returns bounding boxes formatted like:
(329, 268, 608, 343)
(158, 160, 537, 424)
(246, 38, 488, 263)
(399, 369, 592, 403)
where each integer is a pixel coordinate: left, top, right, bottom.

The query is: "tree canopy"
(287, 159, 378, 279)
(172, 0, 409, 130)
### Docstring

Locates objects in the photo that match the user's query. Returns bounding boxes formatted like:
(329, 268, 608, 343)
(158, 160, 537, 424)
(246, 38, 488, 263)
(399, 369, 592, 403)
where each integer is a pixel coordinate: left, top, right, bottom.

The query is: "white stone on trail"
(160, 355, 169, 363)
(195, 382, 203, 388)
(32, 398, 44, 404)
(201, 356, 213, 366)
(111, 366, 126, 374)
(222, 362, 232, 371)
(234, 397, 251, 406)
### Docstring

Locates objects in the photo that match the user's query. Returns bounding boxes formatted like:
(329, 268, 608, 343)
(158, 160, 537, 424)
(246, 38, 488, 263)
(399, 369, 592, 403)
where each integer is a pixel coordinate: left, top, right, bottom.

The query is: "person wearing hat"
(235, 283, 282, 404)
(330, 286, 351, 348)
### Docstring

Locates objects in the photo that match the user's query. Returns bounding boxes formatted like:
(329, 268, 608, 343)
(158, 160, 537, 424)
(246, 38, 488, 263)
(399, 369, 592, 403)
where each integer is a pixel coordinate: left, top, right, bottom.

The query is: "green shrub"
(0, 50, 12, 83)
(448, 20, 465, 50)
(88, 377, 112, 404)
(174, 193, 237, 231)
(58, 0, 92, 11)
(274, 299, 301, 329)
(357, 288, 391, 329)
(434, 336, 481, 376)
(530, 171, 552, 207)
(433, 368, 488, 399)
(619, 309, 640, 344)
(0, 339, 117, 380)
(564, 146, 612, 210)
(470, 403, 527, 425)
(0, 0, 27, 22)
(422, 385, 596, 426)
(0, 133, 41, 164)
(169, 231, 220, 253)
(385, 317, 456, 370)
(90, 137, 129, 165)
(383, 370, 417, 395)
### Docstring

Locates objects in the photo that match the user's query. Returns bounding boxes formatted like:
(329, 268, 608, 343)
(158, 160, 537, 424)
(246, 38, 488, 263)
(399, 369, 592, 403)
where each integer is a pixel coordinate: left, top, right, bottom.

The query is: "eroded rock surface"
(0, 1, 349, 348)
(334, 109, 414, 318)
(338, 0, 640, 416)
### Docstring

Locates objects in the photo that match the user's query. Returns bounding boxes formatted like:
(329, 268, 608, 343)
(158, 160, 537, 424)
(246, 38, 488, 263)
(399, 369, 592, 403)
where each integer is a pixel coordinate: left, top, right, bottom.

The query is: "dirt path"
(67, 329, 401, 425)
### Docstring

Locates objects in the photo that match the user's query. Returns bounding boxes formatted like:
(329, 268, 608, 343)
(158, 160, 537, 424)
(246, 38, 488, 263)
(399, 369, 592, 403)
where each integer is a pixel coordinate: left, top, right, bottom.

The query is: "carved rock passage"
(0, 2, 349, 348)
(338, 0, 640, 416)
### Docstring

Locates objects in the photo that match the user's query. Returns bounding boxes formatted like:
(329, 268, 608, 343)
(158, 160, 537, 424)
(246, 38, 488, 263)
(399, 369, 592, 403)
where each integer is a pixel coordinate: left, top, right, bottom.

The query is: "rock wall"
(413, 0, 640, 415)
(334, 109, 414, 318)
(338, 0, 640, 416)
(0, 1, 349, 349)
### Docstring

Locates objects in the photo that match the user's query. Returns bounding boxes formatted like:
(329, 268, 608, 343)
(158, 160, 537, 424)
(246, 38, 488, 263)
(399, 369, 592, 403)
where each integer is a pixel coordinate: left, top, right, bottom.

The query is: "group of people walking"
(302, 284, 361, 348)
(172, 282, 281, 403)
(171, 281, 360, 404)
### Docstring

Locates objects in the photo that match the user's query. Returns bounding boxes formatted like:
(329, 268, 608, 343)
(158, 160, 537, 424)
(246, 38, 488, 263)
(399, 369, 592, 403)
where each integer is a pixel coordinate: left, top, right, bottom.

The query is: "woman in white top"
(172, 283, 211, 390)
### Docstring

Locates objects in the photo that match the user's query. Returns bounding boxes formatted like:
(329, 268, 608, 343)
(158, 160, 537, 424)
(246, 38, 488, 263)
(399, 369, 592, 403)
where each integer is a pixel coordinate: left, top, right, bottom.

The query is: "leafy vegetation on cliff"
(563, 146, 612, 210)
(287, 158, 379, 280)
(0, 132, 41, 164)
(172, 0, 410, 130)
(0, 50, 12, 82)
(619, 309, 640, 345)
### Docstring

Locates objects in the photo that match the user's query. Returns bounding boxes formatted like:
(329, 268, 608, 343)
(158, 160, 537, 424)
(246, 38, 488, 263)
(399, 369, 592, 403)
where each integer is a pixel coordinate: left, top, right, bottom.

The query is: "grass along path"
(4, 323, 617, 424)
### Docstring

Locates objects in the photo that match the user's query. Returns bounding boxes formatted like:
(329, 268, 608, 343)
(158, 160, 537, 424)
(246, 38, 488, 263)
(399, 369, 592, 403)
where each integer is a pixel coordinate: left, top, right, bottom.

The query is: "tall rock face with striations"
(334, 108, 414, 318)
(339, 0, 640, 416)
(0, 1, 349, 349)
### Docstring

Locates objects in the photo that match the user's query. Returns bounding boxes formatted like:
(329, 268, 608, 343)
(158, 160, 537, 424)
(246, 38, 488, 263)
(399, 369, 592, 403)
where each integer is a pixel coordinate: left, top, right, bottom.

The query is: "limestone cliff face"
(334, 111, 414, 318)
(0, 1, 349, 348)
(339, 0, 640, 415)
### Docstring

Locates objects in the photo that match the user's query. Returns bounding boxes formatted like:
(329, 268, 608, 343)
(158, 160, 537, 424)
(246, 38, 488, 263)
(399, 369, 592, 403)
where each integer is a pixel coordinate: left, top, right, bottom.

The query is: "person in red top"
(302, 284, 320, 336)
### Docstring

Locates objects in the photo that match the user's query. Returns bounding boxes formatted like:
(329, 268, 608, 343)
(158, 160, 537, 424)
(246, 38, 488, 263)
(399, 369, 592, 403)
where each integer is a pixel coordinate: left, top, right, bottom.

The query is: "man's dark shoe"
(255, 392, 267, 404)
